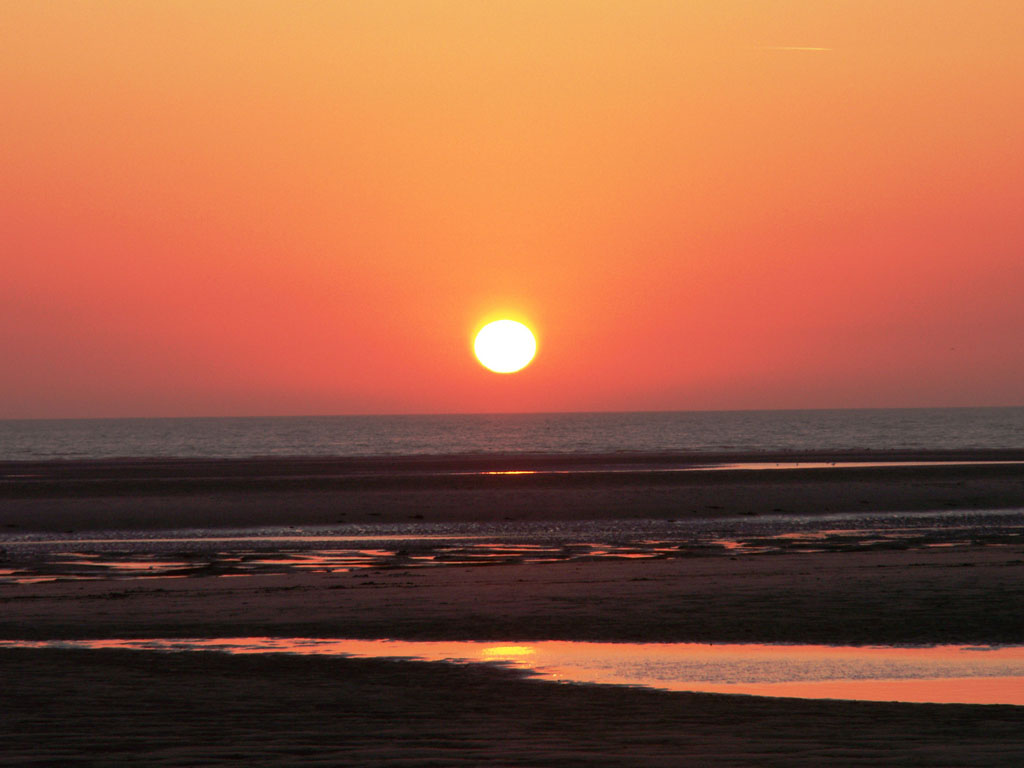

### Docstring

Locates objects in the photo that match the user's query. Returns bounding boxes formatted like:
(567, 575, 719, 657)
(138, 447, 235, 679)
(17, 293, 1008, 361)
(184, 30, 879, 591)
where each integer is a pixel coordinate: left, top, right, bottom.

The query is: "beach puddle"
(4, 637, 1022, 706)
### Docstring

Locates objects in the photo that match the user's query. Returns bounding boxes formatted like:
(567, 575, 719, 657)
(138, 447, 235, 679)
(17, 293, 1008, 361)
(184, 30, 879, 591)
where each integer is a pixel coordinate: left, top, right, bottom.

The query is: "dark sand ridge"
(3, 454, 1024, 766)
(3, 450, 1024, 531)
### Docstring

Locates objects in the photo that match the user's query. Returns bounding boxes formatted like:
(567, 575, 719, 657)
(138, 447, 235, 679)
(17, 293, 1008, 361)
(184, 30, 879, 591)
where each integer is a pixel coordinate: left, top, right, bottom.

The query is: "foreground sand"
(4, 647, 1024, 767)
(3, 547, 1024, 765)
(2, 454, 1024, 765)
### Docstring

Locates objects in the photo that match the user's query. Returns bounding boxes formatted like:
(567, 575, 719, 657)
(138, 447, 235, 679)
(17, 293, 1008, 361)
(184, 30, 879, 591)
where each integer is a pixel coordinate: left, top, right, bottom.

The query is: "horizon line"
(3, 404, 1023, 422)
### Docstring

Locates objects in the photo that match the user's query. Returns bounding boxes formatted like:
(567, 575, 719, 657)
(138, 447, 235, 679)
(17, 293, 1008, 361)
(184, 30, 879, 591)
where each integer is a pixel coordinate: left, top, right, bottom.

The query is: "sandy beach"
(2, 453, 1024, 765)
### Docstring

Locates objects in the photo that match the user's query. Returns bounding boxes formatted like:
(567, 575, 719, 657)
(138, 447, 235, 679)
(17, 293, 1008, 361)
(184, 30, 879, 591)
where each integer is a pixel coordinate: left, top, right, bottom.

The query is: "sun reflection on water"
(481, 645, 536, 660)
(3, 637, 1023, 706)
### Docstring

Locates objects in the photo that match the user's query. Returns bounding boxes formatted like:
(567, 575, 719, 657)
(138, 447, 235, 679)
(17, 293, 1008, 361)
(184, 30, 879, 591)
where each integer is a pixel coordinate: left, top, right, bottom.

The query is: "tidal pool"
(5, 638, 1023, 706)
(4, 508, 1023, 583)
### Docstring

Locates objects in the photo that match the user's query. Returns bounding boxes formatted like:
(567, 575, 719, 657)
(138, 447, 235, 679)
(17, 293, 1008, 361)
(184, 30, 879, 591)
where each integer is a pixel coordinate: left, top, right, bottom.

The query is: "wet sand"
(3, 449, 1024, 531)
(4, 647, 1024, 767)
(2, 452, 1024, 765)
(3, 544, 1024, 644)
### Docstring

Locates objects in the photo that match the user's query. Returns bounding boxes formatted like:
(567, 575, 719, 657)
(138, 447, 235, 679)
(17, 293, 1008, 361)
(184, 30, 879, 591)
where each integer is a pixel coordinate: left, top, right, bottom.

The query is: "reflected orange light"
(481, 645, 536, 660)
(5, 638, 1023, 706)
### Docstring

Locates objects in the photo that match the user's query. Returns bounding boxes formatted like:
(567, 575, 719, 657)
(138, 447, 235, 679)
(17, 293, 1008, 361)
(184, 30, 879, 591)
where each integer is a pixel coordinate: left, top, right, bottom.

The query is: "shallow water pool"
(4, 637, 1022, 706)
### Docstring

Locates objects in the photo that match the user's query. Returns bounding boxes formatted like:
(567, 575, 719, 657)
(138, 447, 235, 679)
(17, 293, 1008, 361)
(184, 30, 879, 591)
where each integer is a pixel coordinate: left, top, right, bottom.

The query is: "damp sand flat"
(3, 450, 1024, 532)
(4, 544, 1023, 646)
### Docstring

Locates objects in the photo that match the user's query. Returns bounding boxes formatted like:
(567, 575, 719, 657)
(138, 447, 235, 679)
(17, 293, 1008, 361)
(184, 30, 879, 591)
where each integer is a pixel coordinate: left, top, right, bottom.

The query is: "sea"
(1, 407, 1023, 461)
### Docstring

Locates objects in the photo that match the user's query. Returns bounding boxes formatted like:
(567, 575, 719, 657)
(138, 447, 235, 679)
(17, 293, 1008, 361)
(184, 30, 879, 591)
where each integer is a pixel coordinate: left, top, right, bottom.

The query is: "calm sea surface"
(1, 408, 1022, 461)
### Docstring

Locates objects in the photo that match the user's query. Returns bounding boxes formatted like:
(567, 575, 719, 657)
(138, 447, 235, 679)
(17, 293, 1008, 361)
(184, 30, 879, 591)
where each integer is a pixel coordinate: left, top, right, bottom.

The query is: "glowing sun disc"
(474, 320, 537, 373)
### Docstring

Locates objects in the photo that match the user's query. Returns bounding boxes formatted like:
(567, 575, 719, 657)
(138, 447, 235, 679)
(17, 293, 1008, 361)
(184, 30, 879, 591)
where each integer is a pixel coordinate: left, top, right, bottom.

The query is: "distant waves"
(1, 407, 1023, 460)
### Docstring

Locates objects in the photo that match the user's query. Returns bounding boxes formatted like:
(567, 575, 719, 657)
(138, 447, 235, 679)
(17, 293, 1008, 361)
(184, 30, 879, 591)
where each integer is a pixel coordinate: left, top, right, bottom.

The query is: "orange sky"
(2, 1, 1022, 418)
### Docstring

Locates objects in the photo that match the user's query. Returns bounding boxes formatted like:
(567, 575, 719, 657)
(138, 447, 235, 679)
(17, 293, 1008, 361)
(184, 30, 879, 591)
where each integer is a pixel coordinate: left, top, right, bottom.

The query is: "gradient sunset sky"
(3, 2, 1022, 418)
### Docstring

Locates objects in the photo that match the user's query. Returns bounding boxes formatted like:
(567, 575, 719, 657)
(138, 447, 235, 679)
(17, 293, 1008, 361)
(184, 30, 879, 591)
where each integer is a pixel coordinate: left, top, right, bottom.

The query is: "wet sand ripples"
(3, 508, 1022, 584)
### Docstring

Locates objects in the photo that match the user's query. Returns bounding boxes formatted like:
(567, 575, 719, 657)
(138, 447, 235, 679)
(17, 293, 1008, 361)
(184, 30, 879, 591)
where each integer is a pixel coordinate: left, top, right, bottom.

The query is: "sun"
(474, 320, 537, 374)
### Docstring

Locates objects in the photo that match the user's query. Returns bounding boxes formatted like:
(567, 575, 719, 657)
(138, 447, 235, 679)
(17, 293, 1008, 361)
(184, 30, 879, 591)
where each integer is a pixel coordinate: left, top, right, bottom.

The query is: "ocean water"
(1, 408, 1023, 461)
